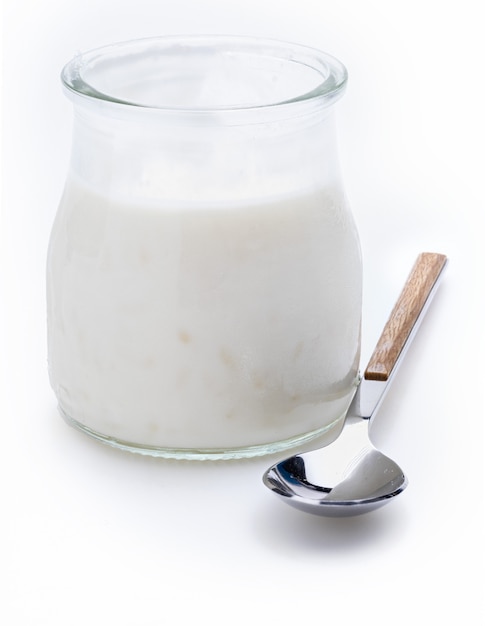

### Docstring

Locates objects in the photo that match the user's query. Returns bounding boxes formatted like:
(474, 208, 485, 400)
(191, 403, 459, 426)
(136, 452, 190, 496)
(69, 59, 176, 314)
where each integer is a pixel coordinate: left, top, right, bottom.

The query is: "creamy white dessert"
(47, 176, 361, 454)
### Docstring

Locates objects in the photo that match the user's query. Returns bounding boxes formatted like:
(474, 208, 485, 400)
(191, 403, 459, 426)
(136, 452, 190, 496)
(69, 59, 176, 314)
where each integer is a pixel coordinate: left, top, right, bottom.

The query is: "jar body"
(47, 37, 362, 458)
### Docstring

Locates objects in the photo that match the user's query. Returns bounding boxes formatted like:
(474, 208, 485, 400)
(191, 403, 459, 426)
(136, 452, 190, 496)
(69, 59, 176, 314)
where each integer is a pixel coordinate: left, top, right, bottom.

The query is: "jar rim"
(61, 35, 347, 117)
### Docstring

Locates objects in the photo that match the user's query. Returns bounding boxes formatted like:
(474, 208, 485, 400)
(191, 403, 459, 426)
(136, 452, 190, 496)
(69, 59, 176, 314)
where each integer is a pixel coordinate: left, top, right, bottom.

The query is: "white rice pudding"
(47, 176, 361, 453)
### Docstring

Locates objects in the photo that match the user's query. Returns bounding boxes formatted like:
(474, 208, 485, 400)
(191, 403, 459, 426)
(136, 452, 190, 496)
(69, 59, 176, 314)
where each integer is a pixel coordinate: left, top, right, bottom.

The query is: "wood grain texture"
(364, 252, 447, 381)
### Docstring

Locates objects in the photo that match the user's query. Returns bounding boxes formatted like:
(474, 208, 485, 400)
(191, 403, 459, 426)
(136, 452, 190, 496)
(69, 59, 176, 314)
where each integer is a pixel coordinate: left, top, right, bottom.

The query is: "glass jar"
(47, 36, 362, 459)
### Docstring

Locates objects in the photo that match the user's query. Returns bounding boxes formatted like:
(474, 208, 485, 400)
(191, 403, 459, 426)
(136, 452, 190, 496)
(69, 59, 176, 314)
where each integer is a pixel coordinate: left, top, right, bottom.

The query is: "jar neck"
(68, 105, 344, 205)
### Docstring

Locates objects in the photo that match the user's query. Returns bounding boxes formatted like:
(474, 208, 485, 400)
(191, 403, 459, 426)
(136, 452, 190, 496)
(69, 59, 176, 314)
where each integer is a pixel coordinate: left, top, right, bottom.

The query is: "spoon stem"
(348, 252, 448, 425)
(365, 252, 448, 382)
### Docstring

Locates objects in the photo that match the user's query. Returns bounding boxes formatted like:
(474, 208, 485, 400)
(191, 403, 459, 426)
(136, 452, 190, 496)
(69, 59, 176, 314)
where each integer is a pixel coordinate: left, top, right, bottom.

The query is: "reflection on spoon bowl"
(264, 419, 408, 517)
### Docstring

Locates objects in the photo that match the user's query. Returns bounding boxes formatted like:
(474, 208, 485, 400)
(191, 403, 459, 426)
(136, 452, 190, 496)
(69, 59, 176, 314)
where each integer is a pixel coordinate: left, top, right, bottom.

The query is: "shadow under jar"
(47, 36, 362, 459)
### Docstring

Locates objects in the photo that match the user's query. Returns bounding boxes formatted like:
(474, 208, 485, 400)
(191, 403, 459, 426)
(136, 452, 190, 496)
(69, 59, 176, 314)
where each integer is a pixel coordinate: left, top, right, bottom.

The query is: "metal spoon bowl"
(263, 252, 447, 516)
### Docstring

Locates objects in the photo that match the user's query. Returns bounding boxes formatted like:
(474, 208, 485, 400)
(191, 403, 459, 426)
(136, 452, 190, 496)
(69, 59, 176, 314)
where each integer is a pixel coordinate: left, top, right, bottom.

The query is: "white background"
(2, 1, 484, 624)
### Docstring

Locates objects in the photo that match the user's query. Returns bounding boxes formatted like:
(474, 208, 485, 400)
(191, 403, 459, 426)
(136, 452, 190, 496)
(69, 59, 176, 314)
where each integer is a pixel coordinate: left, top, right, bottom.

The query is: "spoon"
(263, 252, 447, 516)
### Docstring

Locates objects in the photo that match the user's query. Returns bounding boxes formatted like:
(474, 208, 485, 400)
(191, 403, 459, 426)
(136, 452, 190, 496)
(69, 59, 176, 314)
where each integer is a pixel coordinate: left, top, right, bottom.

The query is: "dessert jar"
(47, 36, 362, 459)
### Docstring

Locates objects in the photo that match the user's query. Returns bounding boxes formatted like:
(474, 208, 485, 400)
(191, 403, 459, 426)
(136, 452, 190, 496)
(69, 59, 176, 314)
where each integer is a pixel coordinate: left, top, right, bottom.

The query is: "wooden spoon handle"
(364, 252, 448, 381)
